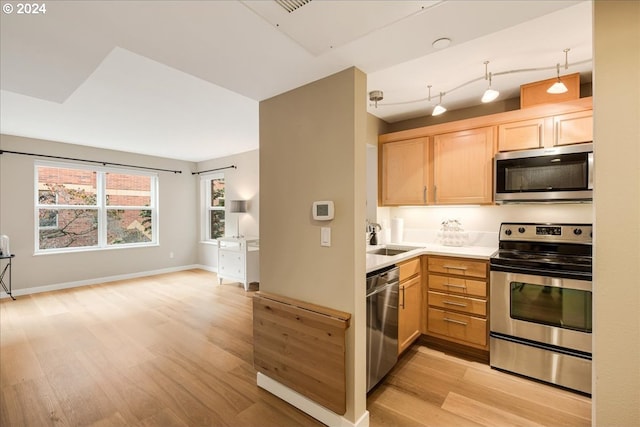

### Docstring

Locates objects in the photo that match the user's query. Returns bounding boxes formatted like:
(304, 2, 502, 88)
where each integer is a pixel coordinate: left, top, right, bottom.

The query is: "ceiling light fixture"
(432, 92, 446, 116)
(481, 61, 500, 103)
(369, 90, 383, 108)
(547, 48, 570, 94)
(432, 37, 451, 50)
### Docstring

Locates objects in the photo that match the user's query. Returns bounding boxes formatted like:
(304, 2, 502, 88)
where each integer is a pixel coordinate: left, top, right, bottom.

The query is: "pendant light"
(481, 61, 499, 103)
(547, 49, 570, 94)
(432, 92, 446, 116)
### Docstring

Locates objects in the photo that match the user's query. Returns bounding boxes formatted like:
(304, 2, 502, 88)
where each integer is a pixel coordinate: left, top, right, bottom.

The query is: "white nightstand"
(217, 236, 259, 291)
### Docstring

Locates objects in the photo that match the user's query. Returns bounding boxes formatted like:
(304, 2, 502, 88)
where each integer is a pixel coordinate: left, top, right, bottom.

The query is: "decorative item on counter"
(438, 219, 469, 247)
(390, 218, 404, 243)
(368, 223, 381, 245)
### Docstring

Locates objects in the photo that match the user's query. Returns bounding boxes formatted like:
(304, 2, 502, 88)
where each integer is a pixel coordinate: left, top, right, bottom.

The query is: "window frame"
(34, 161, 159, 254)
(201, 172, 225, 242)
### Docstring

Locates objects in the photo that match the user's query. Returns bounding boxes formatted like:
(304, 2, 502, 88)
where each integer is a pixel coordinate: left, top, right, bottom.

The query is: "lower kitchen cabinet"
(424, 255, 489, 351)
(398, 257, 422, 354)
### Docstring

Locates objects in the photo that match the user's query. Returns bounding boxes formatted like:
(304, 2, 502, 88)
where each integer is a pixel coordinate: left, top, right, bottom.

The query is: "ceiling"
(0, 0, 592, 162)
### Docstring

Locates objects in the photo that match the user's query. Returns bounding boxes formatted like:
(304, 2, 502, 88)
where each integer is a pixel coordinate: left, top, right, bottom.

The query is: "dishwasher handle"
(366, 280, 399, 298)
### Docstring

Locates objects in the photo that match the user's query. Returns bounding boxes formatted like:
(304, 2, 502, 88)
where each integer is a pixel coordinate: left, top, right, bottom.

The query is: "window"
(202, 174, 225, 240)
(35, 163, 158, 252)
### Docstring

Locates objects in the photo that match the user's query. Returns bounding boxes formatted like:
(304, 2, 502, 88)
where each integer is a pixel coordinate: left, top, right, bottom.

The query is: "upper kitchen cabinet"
(554, 110, 593, 146)
(498, 109, 593, 152)
(378, 97, 592, 205)
(434, 127, 496, 205)
(379, 137, 431, 206)
(498, 118, 545, 151)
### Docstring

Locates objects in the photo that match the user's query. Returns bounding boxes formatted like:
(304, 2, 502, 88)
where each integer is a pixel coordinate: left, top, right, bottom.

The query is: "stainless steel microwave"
(494, 143, 593, 203)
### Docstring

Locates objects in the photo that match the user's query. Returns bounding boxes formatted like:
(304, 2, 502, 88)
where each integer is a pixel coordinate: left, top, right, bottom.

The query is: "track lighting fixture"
(481, 61, 500, 103)
(547, 49, 570, 94)
(369, 49, 589, 116)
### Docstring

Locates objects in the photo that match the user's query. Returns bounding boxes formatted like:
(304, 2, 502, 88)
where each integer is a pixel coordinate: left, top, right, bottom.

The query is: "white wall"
(0, 134, 198, 294)
(196, 149, 259, 270)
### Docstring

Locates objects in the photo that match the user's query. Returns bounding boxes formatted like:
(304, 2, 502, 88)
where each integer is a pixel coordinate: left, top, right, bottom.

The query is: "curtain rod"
(0, 149, 183, 174)
(191, 165, 237, 175)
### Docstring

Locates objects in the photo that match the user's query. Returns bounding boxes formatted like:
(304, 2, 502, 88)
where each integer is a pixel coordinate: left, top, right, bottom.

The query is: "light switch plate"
(321, 227, 331, 247)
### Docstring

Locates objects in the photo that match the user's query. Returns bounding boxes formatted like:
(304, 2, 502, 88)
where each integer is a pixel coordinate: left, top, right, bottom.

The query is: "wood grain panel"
(253, 292, 351, 415)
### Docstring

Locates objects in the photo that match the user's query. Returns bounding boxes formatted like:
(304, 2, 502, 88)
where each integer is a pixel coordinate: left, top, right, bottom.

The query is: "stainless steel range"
(489, 223, 592, 395)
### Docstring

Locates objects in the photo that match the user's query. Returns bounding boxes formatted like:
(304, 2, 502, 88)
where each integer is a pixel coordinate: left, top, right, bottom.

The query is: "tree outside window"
(36, 164, 157, 252)
(209, 177, 225, 239)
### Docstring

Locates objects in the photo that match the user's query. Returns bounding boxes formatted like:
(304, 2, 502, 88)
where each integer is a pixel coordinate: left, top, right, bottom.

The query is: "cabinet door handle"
(443, 300, 467, 307)
(443, 265, 468, 271)
(443, 317, 468, 326)
(444, 283, 467, 290)
(400, 286, 405, 309)
(423, 186, 427, 204)
(538, 123, 543, 147)
(434, 185, 437, 203)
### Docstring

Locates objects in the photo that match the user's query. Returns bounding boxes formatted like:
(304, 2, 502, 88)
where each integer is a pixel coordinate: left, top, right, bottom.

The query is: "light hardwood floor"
(1, 270, 591, 426)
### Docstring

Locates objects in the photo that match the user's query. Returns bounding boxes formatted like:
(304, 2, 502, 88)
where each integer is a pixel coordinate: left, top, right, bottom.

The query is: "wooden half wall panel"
(253, 292, 351, 415)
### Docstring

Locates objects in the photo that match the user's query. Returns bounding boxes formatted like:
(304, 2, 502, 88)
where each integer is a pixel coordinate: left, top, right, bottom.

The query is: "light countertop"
(366, 243, 497, 273)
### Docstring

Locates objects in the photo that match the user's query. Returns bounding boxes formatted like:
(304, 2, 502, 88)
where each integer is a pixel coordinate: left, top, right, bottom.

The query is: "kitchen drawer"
(428, 274, 487, 298)
(428, 291, 486, 316)
(427, 308, 487, 347)
(428, 256, 487, 279)
(399, 257, 421, 281)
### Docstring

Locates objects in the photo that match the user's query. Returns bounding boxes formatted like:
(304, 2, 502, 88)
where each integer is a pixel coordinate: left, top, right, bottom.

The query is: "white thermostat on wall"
(312, 201, 335, 221)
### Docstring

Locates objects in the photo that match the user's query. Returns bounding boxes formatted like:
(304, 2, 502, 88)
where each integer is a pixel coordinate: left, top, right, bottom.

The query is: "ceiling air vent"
(275, 0, 312, 13)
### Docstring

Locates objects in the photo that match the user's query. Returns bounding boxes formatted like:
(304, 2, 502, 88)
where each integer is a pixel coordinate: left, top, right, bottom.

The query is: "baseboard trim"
(0, 264, 214, 299)
(256, 372, 369, 427)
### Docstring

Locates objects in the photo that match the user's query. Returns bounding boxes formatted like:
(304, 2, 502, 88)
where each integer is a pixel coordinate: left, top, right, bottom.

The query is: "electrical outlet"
(169, 251, 174, 259)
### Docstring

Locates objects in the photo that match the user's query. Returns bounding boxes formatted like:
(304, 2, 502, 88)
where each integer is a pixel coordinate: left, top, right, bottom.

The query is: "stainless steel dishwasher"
(366, 264, 399, 392)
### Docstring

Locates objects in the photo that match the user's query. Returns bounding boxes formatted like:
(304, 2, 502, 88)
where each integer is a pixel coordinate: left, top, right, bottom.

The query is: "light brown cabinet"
(379, 97, 593, 204)
(554, 110, 593, 146)
(498, 118, 545, 151)
(433, 127, 495, 205)
(425, 256, 489, 350)
(398, 257, 422, 355)
(379, 137, 431, 206)
(498, 109, 593, 152)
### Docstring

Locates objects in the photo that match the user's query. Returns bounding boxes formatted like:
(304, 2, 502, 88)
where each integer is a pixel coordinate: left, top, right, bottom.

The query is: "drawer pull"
(443, 300, 467, 307)
(443, 265, 467, 271)
(444, 283, 467, 289)
(443, 317, 468, 326)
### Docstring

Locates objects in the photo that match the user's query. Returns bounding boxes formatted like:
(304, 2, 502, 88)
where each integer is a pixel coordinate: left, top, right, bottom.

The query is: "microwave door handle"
(588, 152, 594, 189)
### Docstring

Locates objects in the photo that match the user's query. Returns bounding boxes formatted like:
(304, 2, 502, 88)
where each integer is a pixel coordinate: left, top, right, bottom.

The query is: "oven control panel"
(499, 223, 592, 244)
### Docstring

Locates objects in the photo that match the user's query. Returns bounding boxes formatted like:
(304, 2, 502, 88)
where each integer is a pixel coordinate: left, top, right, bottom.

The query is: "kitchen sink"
(367, 245, 420, 256)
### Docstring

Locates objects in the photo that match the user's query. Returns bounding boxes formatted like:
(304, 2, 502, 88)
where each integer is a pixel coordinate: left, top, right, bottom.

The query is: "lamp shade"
(230, 200, 247, 213)
(547, 81, 568, 94)
(481, 88, 500, 103)
(432, 104, 446, 116)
